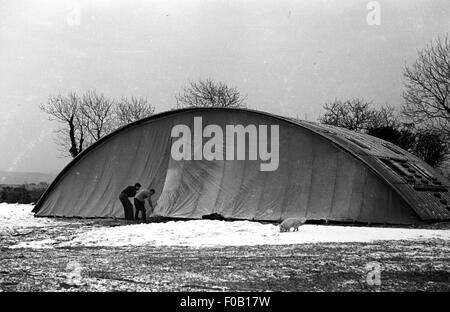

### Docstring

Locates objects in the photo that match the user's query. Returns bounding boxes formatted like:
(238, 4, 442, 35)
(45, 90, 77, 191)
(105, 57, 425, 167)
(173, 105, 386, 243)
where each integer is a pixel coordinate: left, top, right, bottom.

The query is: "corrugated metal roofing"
(284, 117, 450, 221)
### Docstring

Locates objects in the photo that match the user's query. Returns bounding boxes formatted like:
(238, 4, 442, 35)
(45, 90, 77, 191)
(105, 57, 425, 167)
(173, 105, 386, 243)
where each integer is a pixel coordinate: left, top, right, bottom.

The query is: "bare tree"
(80, 90, 116, 141)
(115, 96, 155, 127)
(39, 92, 87, 157)
(318, 97, 449, 168)
(41, 90, 132, 158)
(402, 34, 450, 137)
(175, 79, 247, 108)
(318, 98, 377, 131)
(368, 105, 400, 129)
(414, 130, 448, 167)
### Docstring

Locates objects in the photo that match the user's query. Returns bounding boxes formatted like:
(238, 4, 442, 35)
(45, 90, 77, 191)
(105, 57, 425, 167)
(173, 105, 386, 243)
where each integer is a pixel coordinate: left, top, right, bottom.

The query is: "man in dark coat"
(119, 183, 141, 220)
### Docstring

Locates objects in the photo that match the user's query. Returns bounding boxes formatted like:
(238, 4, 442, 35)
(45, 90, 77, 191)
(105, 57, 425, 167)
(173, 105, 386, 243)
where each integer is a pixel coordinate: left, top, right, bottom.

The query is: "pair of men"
(119, 182, 155, 221)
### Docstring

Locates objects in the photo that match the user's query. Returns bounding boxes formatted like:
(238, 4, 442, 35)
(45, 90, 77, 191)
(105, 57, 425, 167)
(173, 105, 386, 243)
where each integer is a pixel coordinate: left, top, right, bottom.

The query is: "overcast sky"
(0, 0, 449, 173)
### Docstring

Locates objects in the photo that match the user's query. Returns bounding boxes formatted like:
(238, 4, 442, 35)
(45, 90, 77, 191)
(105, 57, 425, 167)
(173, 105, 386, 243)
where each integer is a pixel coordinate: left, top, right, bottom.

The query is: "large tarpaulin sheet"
(35, 110, 420, 224)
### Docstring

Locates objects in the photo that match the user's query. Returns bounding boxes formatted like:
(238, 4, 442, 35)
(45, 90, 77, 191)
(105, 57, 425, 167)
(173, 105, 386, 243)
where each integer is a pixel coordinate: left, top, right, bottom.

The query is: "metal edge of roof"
(32, 107, 448, 221)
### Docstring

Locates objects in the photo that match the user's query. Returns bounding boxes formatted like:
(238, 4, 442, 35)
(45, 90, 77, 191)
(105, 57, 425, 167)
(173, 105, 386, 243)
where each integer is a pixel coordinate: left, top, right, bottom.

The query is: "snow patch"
(0, 203, 59, 230)
(11, 220, 449, 249)
(56, 220, 450, 248)
(10, 239, 57, 249)
(2, 203, 449, 249)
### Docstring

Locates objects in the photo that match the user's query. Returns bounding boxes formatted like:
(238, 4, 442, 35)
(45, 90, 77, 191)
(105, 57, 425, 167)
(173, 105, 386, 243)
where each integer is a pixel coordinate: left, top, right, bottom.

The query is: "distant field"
(0, 171, 55, 185)
(0, 184, 48, 204)
(0, 170, 53, 204)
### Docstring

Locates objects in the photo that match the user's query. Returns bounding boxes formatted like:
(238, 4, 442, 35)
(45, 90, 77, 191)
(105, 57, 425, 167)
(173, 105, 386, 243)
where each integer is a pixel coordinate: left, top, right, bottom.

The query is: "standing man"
(119, 183, 141, 220)
(134, 188, 155, 222)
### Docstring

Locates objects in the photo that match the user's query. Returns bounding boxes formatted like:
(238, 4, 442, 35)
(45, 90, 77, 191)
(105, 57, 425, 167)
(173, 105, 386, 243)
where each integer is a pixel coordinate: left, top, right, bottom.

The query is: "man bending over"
(134, 188, 155, 222)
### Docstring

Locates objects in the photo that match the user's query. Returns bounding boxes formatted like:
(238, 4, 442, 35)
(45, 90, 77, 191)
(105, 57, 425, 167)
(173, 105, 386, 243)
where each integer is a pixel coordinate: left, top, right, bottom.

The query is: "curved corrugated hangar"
(33, 108, 450, 224)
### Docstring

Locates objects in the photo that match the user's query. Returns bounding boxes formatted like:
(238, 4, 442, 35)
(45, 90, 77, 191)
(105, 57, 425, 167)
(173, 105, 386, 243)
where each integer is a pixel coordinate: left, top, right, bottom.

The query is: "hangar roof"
(285, 116, 450, 221)
(33, 108, 450, 222)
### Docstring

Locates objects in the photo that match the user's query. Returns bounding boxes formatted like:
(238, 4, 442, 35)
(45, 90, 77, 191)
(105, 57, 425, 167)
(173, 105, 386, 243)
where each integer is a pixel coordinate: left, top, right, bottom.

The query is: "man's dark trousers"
(134, 198, 146, 221)
(119, 192, 134, 220)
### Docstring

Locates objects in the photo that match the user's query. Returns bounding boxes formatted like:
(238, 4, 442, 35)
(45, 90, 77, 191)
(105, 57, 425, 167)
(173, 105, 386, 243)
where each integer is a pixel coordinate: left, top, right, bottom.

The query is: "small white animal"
(279, 217, 305, 232)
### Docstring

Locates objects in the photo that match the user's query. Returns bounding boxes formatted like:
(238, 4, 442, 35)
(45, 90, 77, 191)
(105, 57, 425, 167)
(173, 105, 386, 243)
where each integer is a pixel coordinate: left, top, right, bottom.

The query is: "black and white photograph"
(0, 0, 449, 300)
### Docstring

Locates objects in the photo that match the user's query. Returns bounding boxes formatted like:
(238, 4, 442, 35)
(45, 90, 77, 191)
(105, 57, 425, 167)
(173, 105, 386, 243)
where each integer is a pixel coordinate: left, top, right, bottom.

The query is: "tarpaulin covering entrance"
(33, 108, 450, 224)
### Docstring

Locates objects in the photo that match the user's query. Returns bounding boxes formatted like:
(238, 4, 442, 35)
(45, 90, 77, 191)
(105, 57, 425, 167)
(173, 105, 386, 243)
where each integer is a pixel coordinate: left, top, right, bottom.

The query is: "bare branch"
(401, 34, 450, 137)
(39, 92, 87, 157)
(80, 90, 116, 141)
(318, 98, 382, 131)
(175, 79, 247, 108)
(114, 96, 155, 127)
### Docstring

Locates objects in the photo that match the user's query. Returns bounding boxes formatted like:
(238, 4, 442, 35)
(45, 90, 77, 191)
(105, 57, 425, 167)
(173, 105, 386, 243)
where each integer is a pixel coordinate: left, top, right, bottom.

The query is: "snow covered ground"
(57, 219, 450, 248)
(2, 203, 449, 249)
(0, 203, 61, 230)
